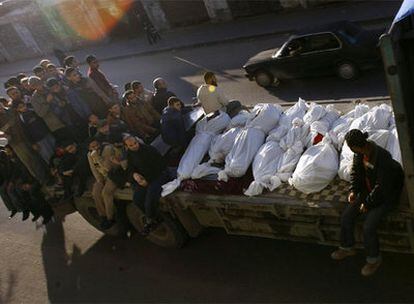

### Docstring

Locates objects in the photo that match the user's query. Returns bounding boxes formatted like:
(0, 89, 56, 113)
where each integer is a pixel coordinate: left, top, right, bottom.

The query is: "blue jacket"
(160, 107, 186, 147)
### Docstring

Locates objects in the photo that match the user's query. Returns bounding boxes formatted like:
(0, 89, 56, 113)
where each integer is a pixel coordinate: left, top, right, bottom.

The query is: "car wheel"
(337, 62, 359, 80)
(126, 203, 188, 248)
(255, 70, 274, 87)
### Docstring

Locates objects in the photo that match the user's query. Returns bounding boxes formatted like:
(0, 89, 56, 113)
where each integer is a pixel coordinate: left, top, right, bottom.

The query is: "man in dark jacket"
(58, 141, 89, 199)
(160, 97, 187, 147)
(47, 78, 88, 142)
(15, 101, 55, 164)
(331, 129, 404, 277)
(65, 67, 109, 119)
(86, 55, 118, 103)
(0, 146, 27, 219)
(152, 77, 176, 115)
(124, 135, 171, 235)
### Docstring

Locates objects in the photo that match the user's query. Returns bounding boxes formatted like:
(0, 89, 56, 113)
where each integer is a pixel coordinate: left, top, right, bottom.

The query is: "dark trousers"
(4, 182, 29, 212)
(132, 170, 171, 219)
(340, 202, 392, 259)
(17, 185, 53, 218)
(62, 155, 90, 198)
(1, 183, 23, 212)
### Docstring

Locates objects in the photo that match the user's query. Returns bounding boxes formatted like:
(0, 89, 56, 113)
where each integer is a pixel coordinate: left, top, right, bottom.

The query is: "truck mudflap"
(163, 177, 414, 254)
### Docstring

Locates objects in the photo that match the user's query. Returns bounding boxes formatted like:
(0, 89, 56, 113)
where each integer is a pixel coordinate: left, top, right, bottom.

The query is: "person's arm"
(365, 151, 393, 209)
(87, 152, 105, 183)
(194, 86, 203, 107)
(144, 145, 166, 183)
(349, 153, 363, 197)
(216, 87, 229, 107)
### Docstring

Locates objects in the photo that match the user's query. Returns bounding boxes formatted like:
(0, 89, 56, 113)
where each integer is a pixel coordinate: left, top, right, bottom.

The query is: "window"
(303, 33, 341, 53)
(280, 37, 307, 57)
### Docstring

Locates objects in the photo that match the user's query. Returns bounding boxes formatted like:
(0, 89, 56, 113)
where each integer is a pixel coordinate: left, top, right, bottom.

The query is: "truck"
(38, 1, 414, 254)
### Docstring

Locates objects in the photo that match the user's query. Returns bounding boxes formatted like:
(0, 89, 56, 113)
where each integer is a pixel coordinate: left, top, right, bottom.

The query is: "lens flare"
(56, 0, 133, 41)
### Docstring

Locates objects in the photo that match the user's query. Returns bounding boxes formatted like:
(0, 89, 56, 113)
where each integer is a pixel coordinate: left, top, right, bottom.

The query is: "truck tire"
(336, 62, 359, 80)
(255, 70, 275, 87)
(74, 196, 128, 237)
(126, 203, 187, 248)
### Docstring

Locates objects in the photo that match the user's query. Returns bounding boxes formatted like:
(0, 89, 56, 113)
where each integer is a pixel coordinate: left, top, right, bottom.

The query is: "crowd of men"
(0, 54, 230, 233)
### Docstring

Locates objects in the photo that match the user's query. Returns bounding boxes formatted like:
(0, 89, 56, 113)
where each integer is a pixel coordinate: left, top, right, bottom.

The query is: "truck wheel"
(126, 203, 187, 248)
(74, 196, 128, 237)
(337, 62, 359, 80)
(255, 70, 274, 87)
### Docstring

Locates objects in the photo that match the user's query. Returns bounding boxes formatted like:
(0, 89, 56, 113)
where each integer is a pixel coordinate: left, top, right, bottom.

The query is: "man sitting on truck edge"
(331, 129, 404, 276)
(87, 138, 123, 230)
(124, 135, 171, 235)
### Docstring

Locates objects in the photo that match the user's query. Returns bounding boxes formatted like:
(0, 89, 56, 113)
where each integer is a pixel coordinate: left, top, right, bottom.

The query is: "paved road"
(1, 36, 410, 303)
(0, 33, 388, 105)
(1, 202, 414, 303)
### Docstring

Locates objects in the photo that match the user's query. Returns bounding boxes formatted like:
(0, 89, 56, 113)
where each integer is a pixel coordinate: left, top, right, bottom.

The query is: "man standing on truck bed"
(331, 129, 404, 276)
(195, 72, 229, 115)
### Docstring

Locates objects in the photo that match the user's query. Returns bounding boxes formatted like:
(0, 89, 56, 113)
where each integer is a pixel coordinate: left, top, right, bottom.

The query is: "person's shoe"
(32, 214, 41, 222)
(9, 210, 17, 219)
(361, 260, 382, 277)
(141, 219, 159, 236)
(42, 214, 53, 225)
(22, 210, 30, 221)
(331, 248, 356, 261)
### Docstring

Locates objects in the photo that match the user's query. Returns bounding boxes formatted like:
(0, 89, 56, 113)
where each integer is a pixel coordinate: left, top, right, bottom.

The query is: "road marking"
(173, 56, 241, 82)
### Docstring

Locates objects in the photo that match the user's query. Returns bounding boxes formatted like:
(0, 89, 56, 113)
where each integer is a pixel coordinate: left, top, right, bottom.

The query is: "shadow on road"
(0, 271, 17, 303)
(266, 68, 388, 101)
(40, 218, 414, 303)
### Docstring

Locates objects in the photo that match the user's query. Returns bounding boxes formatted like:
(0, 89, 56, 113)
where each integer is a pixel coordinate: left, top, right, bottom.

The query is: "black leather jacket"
(349, 141, 404, 209)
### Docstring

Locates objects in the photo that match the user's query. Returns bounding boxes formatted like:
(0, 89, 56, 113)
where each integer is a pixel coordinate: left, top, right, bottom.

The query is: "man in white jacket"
(195, 72, 229, 115)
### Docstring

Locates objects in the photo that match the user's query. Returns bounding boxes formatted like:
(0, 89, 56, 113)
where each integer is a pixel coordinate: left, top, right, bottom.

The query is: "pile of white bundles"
(290, 103, 404, 194)
(244, 99, 309, 196)
(288, 104, 342, 194)
(191, 110, 252, 179)
(161, 111, 230, 197)
(218, 103, 283, 182)
(289, 134, 339, 194)
(338, 104, 396, 181)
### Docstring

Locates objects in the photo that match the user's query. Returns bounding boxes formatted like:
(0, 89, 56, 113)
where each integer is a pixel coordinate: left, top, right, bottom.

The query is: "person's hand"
(348, 192, 356, 204)
(111, 156, 121, 165)
(32, 144, 39, 151)
(63, 170, 74, 176)
(21, 183, 32, 191)
(133, 173, 148, 187)
(46, 94, 54, 103)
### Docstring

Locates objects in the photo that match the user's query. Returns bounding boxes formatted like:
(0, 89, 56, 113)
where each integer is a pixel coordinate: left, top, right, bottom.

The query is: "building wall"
(0, 3, 58, 62)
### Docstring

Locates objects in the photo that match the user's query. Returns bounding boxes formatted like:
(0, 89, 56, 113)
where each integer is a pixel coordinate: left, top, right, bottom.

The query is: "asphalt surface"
(0, 32, 388, 105)
(1, 35, 412, 303)
(1, 203, 414, 303)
